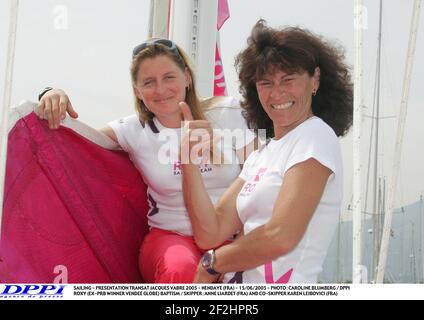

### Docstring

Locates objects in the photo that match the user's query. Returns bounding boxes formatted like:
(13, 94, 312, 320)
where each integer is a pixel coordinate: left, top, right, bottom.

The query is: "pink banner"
(214, 44, 227, 96)
(214, 0, 229, 96)
(217, 0, 230, 30)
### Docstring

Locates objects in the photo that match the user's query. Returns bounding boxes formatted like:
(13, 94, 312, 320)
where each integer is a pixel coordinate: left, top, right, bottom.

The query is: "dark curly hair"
(235, 19, 353, 138)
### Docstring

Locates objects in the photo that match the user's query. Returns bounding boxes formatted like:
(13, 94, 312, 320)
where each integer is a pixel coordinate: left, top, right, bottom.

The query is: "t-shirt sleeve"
(284, 123, 339, 177)
(107, 115, 136, 153)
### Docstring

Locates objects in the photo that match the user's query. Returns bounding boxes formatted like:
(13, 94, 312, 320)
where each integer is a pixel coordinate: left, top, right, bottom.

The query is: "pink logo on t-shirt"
(240, 168, 267, 194)
(173, 161, 182, 171)
(172, 160, 212, 176)
(254, 168, 267, 182)
(264, 262, 293, 283)
(242, 182, 256, 193)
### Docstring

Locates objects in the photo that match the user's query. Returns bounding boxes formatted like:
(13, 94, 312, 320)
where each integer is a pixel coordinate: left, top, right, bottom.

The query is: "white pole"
(352, 0, 364, 284)
(375, 0, 422, 283)
(0, 0, 19, 238)
(420, 195, 423, 283)
(148, 0, 154, 38)
(148, 0, 170, 39)
(169, 0, 218, 97)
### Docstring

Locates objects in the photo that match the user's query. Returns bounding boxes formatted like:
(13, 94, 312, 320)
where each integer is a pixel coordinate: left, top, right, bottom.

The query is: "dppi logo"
(1, 285, 65, 297)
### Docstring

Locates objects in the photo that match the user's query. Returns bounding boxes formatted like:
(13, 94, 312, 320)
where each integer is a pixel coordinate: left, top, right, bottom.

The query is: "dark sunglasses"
(132, 38, 180, 59)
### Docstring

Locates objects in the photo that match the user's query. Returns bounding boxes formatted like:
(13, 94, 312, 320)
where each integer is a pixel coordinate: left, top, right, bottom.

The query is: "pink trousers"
(139, 228, 205, 283)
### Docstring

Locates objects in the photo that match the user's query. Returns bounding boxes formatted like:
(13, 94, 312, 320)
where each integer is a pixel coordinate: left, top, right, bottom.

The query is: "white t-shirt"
(224, 116, 343, 283)
(108, 97, 255, 236)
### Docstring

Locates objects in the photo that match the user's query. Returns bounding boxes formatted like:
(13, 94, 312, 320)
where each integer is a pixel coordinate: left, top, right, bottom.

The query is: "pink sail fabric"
(0, 112, 149, 283)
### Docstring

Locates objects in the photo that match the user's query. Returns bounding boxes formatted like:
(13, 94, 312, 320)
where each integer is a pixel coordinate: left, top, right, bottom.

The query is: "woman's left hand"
(193, 262, 221, 283)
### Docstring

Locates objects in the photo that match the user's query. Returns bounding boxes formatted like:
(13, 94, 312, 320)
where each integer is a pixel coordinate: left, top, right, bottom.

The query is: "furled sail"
(0, 101, 149, 283)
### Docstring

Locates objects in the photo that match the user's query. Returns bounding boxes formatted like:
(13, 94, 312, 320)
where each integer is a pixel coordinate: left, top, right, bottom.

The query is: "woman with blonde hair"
(181, 20, 352, 283)
(37, 38, 255, 283)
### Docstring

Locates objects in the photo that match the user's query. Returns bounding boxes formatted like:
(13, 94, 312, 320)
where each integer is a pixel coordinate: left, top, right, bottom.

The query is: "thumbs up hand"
(180, 101, 194, 122)
(180, 102, 214, 165)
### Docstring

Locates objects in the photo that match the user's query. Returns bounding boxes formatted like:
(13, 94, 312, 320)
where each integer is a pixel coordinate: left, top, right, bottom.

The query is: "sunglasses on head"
(132, 38, 180, 59)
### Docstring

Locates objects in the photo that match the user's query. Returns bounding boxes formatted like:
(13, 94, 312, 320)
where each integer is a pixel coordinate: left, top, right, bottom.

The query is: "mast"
(371, 0, 383, 281)
(420, 194, 423, 282)
(0, 0, 20, 238)
(363, 0, 384, 280)
(336, 217, 342, 282)
(411, 222, 416, 282)
(148, 0, 170, 38)
(168, 0, 218, 97)
(352, 0, 365, 283)
(376, 0, 422, 283)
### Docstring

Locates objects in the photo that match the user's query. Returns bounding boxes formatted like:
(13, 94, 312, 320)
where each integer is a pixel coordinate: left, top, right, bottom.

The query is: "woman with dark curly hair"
(181, 19, 353, 283)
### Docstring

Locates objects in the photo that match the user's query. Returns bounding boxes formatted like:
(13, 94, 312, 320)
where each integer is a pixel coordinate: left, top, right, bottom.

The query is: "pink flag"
(217, 0, 230, 30)
(214, 44, 227, 96)
(214, 0, 230, 96)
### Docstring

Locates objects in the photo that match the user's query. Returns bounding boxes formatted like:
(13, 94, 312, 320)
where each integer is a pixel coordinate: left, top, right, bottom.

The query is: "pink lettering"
(254, 168, 267, 182)
(173, 161, 182, 171)
(242, 183, 256, 193)
(264, 262, 293, 283)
